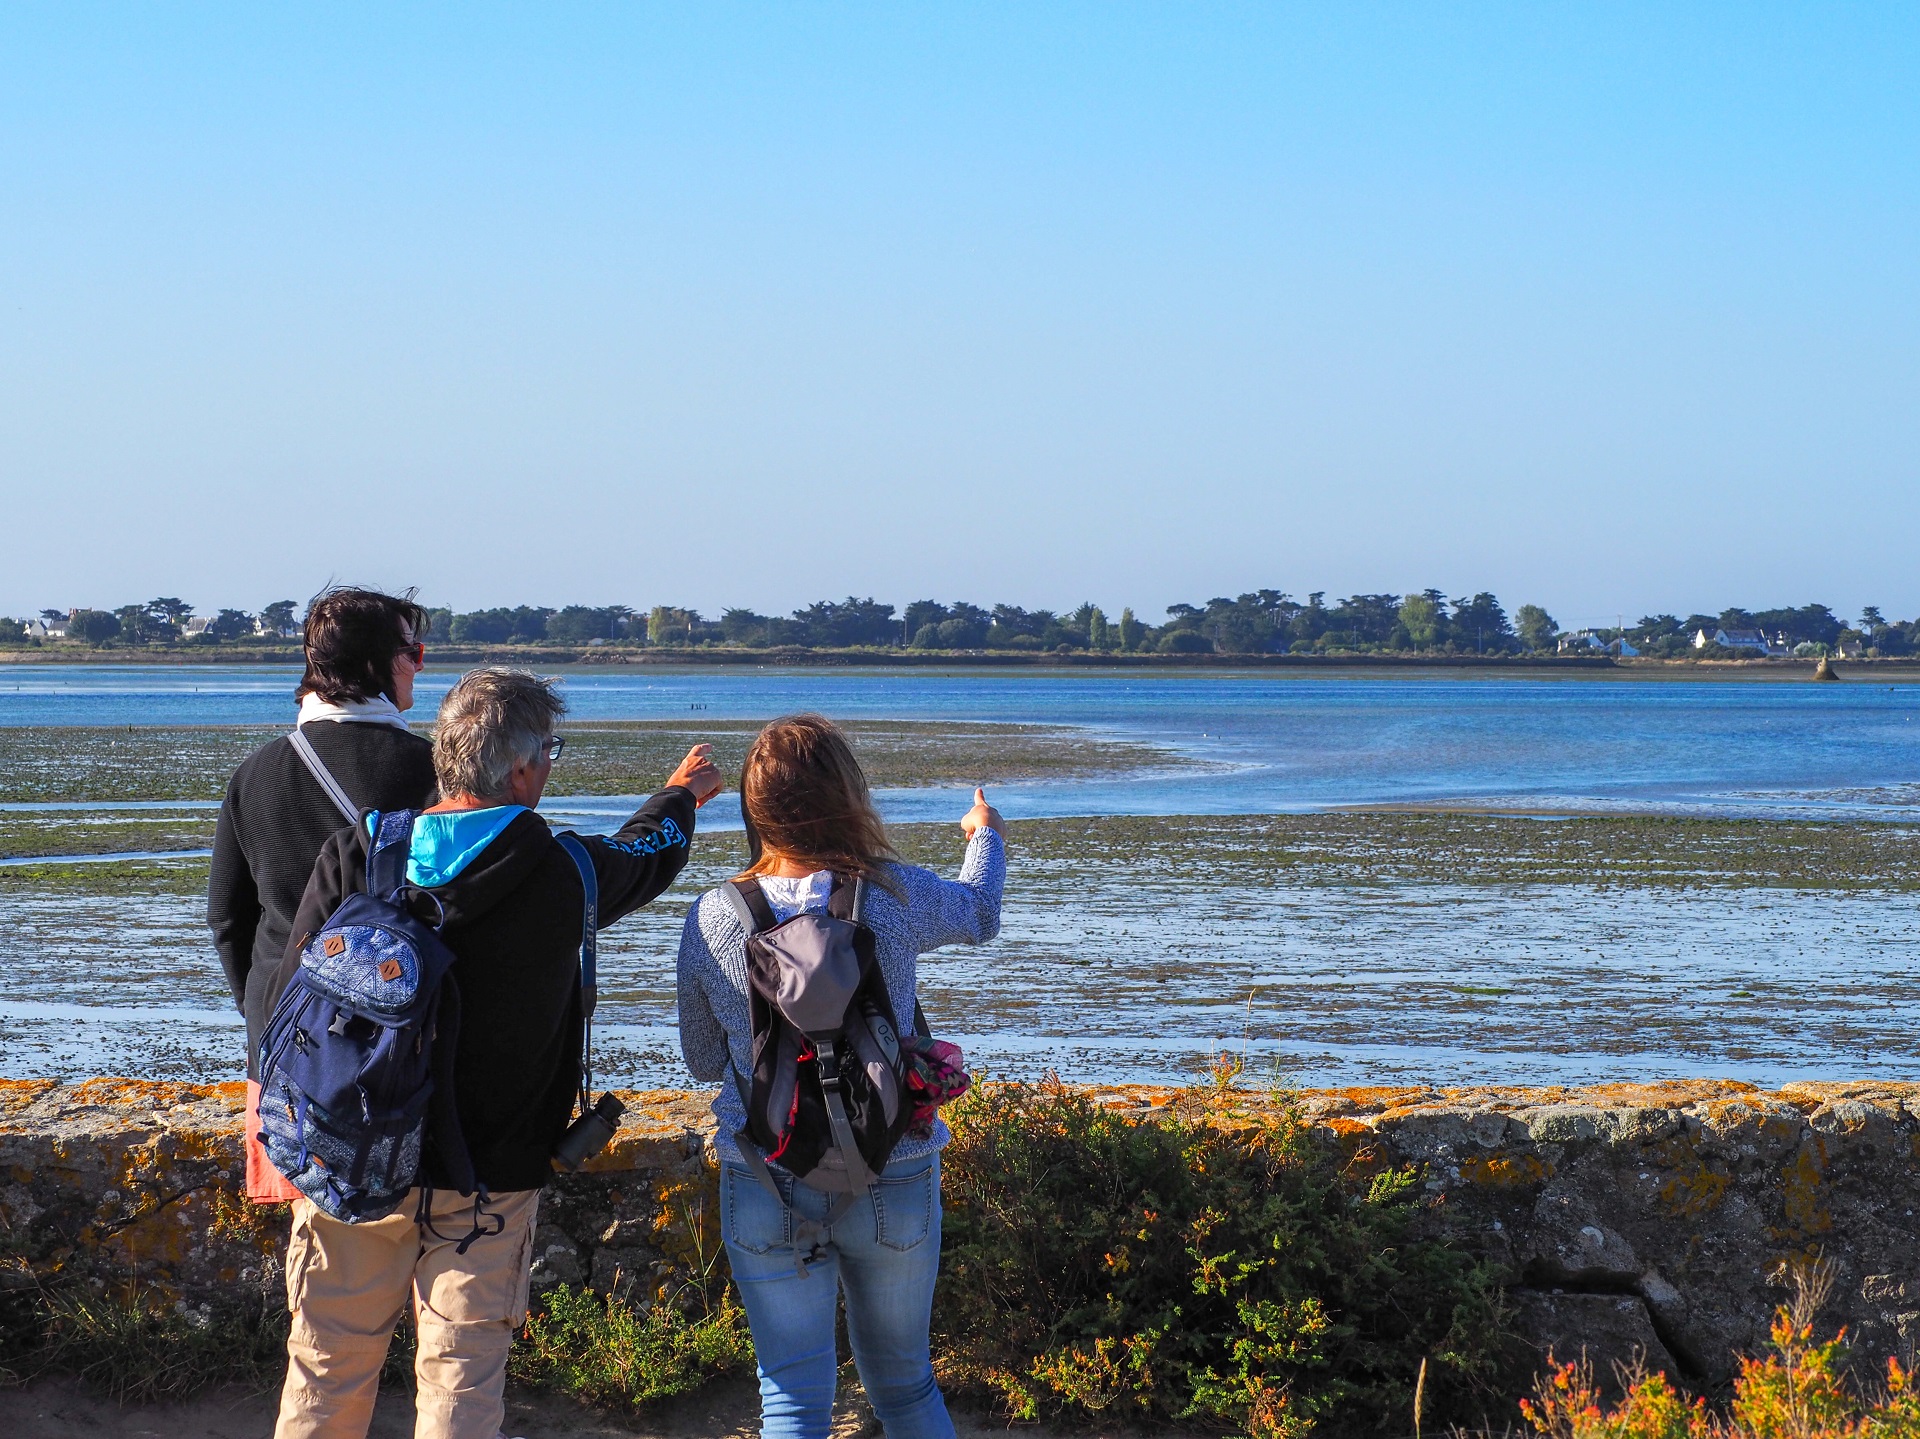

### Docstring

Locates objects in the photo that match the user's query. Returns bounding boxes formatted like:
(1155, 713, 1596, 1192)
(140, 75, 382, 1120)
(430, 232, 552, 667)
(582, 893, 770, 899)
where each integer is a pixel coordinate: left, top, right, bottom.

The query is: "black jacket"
(261, 788, 697, 1193)
(208, 721, 437, 1070)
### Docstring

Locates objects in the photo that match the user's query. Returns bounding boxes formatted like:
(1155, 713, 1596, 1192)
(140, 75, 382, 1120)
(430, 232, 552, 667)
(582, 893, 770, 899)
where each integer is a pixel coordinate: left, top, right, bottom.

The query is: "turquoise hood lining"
(367, 806, 528, 887)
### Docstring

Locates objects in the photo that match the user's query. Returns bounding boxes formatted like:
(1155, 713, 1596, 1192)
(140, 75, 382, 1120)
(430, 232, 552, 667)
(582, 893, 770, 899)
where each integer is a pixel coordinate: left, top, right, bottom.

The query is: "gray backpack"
(725, 875, 914, 1269)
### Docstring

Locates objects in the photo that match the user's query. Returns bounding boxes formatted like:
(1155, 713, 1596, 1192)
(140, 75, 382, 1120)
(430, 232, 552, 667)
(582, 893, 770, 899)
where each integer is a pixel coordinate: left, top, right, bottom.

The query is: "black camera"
(553, 1092, 625, 1171)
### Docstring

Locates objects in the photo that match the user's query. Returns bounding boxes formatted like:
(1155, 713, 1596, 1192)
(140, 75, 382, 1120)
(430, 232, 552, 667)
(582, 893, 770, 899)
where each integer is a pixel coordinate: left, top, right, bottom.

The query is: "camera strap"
(555, 834, 599, 1114)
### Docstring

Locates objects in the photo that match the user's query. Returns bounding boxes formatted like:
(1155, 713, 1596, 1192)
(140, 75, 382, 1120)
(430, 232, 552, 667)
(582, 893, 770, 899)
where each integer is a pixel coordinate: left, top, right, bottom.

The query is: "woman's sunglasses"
(395, 641, 426, 667)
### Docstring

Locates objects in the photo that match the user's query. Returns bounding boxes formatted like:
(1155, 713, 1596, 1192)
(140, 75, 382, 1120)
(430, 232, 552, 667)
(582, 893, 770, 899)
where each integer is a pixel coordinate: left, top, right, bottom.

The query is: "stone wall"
(3, 1077, 1915, 1391)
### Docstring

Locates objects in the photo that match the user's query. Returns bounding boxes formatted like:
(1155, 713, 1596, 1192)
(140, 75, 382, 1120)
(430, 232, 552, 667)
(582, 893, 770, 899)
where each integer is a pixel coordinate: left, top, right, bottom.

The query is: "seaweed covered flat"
(0, 810, 216, 860)
(7, 812, 1919, 1089)
(0, 720, 1187, 805)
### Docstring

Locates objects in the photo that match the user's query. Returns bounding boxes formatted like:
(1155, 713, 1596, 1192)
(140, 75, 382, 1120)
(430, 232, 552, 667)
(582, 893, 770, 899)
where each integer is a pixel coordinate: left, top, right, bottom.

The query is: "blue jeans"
(721, 1152, 955, 1439)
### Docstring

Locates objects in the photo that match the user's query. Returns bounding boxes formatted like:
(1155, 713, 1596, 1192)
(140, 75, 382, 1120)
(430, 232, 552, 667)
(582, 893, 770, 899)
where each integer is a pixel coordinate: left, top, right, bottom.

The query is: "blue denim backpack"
(256, 808, 472, 1224)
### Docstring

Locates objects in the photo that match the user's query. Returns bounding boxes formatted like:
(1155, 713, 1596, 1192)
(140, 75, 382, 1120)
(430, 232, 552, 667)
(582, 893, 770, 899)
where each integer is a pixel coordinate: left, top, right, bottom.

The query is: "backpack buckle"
(814, 1043, 844, 1090)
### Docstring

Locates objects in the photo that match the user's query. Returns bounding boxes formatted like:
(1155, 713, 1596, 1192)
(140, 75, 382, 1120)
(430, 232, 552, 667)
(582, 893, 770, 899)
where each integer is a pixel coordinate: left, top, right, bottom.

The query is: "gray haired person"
(262, 667, 724, 1439)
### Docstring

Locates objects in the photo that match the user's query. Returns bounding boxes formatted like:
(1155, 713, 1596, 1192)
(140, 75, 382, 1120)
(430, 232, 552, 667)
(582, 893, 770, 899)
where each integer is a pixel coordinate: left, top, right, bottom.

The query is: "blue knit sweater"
(675, 828, 1006, 1166)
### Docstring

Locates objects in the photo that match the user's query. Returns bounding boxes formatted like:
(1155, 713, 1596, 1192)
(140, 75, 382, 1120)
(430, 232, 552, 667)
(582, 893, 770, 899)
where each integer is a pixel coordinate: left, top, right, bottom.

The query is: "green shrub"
(8, 1287, 288, 1402)
(508, 1285, 753, 1408)
(934, 1081, 1513, 1436)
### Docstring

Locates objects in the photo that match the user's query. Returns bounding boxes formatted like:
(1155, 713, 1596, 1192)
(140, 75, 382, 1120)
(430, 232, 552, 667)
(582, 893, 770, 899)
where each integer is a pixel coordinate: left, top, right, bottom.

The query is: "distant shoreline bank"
(5, 645, 1920, 678)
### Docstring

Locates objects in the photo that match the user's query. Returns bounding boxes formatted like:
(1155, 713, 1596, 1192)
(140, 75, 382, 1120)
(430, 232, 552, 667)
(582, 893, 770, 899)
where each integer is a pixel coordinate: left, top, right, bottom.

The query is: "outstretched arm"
(589, 745, 724, 925)
(908, 788, 1007, 951)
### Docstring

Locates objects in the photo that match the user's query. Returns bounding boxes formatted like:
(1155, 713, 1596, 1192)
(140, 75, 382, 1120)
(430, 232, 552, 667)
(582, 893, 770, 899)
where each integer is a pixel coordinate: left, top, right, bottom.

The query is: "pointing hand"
(960, 786, 1004, 839)
(667, 744, 725, 807)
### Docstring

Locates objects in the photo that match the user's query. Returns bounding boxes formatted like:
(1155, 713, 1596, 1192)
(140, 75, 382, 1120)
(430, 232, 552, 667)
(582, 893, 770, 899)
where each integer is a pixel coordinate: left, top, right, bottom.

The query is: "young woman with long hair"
(677, 713, 1005, 1439)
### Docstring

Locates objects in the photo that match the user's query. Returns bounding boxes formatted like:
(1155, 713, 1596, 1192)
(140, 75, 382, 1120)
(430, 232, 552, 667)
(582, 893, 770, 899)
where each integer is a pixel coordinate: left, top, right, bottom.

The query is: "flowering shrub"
(1520, 1274, 1920, 1439)
(933, 1080, 1510, 1435)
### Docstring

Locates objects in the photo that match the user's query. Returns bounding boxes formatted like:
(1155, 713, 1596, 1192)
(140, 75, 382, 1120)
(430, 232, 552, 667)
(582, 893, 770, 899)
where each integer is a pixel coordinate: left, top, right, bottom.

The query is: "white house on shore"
(1557, 629, 1638, 656)
(1692, 627, 1776, 654)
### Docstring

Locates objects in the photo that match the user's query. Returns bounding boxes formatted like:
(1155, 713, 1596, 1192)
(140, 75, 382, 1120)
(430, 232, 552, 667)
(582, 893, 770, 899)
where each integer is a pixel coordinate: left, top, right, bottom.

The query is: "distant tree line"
(6, 592, 1915, 658)
(0, 597, 301, 647)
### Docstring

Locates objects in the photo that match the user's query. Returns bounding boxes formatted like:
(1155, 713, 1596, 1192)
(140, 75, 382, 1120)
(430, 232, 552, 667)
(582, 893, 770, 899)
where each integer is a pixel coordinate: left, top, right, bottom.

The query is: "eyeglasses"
(542, 735, 565, 763)
(395, 642, 425, 667)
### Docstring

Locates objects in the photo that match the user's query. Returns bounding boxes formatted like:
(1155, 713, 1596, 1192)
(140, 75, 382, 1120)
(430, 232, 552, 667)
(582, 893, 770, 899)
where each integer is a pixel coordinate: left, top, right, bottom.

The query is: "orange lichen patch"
(1094, 1089, 1183, 1110)
(1659, 1165, 1732, 1217)
(579, 1135, 695, 1174)
(1435, 1085, 1570, 1110)
(1322, 1116, 1376, 1138)
(1779, 1139, 1833, 1236)
(71, 1125, 263, 1293)
(67, 1078, 244, 1115)
(1457, 1152, 1551, 1189)
(648, 1171, 722, 1275)
(0, 1077, 60, 1120)
(1302, 1086, 1438, 1114)
(1573, 1080, 1757, 1108)
(1776, 1080, 1920, 1107)
(1694, 1093, 1806, 1140)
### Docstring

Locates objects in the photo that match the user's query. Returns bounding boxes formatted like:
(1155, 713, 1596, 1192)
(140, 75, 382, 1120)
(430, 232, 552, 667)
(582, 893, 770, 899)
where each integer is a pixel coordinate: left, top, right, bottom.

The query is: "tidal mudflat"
(0, 808, 215, 860)
(0, 719, 1185, 805)
(4, 812, 1914, 1089)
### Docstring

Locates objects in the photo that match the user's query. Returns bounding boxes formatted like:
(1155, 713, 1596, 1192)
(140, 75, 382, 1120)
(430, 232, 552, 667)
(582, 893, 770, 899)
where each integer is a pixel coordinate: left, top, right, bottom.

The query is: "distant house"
(1557, 630, 1607, 653)
(1693, 627, 1772, 654)
(23, 618, 65, 639)
(181, 617, 213, 637)
(1609, 637, 1640, 657)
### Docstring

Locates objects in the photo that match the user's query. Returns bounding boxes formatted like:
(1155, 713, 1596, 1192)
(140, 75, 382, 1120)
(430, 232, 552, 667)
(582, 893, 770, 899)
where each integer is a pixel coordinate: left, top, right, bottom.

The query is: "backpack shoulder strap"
(366, 809, 415, 899)
(724, 877, 779, 934)
(555, 833, 601, 1113)
(554, 834, 598, 1020)
(288, 724, 359, 824)
(826, 873, 866, 924)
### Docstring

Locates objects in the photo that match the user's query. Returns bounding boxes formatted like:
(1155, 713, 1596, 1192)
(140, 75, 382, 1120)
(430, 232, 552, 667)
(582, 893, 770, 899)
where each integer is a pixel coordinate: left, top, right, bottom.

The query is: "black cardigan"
(264, 792, 697, 1192)
(207, 720, 437, 1073)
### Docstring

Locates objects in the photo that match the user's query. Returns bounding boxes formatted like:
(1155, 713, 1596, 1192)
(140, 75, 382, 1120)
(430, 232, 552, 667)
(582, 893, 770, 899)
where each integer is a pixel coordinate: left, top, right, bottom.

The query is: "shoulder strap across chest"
(724, 877, 780, 934)
(288, 724, 360, 824)
(364, 809, 417, 900)
(724, 874, 866, 934)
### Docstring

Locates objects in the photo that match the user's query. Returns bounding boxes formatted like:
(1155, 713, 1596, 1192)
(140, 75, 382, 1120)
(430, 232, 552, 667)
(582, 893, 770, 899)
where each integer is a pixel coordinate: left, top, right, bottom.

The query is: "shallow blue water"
(4, 664, 1920, 819)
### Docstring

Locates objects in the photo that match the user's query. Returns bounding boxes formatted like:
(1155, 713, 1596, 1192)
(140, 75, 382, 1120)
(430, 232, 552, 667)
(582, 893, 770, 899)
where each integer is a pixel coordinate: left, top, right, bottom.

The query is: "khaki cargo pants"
(275, 1187, 540, 1439)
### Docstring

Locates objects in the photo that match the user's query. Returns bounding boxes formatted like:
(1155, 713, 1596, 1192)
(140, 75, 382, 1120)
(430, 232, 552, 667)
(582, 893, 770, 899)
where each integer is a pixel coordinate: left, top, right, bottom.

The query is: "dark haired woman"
(677, 713, 1005, 1439)
(207, 586, 438, 1201)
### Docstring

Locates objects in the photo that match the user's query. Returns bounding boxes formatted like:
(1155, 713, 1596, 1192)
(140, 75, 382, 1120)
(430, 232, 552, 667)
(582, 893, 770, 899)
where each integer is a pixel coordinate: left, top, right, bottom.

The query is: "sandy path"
(0, 1378, 1055, 1437)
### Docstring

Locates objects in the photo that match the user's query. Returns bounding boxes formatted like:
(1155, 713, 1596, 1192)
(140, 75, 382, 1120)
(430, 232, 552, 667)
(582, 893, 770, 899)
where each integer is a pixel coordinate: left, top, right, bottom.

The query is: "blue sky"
(2, 4, 1916, 627)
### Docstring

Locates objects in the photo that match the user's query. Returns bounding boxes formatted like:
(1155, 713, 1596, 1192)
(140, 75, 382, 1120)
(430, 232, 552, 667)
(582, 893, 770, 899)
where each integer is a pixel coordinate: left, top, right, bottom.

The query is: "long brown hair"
(736, 714, 898, 885)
